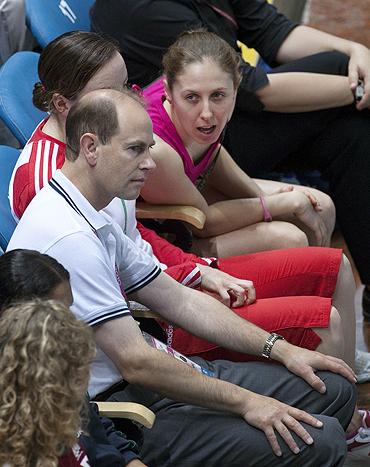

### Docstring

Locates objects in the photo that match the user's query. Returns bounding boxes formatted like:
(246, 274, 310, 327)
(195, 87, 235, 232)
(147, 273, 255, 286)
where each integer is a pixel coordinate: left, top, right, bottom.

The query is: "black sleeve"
(91, 0, 202, 86)
(236, 64, 268, 112)
(229, 0, 298, 65)
(82, 402, 141, 467)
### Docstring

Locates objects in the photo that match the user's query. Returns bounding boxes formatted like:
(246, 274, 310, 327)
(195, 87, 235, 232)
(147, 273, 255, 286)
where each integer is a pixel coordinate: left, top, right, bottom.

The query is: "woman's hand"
(266, 184, 294, 196)
(197, 264, 256, 307)
(288, 191, 328, 246)
(269, 185, 323, 213)
(302, 189, 322, 212)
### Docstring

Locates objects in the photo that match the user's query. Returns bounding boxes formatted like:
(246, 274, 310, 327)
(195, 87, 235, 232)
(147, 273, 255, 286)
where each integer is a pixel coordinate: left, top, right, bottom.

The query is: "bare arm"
(256, 72, 354, 113)
(95, 273, 355, 455)
(275, 25, 370, 108)
(130, 273, 355, 389)
(141, 139, 324, 239)
(277, 25, 359, 65)
(95, 312, 325, 456)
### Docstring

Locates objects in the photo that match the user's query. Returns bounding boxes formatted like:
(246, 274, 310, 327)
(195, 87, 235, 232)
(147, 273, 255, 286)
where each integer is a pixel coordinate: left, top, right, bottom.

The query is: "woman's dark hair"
(33, 30, 121, 112)
(0, 249, 70, 310)
(162, 29, 242, 89)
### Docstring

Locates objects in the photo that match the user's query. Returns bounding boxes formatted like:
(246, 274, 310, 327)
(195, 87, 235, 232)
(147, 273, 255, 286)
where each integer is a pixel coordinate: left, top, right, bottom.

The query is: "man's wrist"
(269, 337, 292, 362)
(261, 332, 285, 359)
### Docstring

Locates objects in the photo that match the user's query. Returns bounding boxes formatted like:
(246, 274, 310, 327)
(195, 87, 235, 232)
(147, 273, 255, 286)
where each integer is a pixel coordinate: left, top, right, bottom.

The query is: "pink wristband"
(259, 196, 272, 222)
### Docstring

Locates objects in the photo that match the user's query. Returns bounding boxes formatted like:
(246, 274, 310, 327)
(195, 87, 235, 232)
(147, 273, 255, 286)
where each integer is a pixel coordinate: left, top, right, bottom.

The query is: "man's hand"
(272, 340, 357, 393)
(242, 392, 322, 457)
(197, 264, 256, 307)
(348, 43, 370, 109)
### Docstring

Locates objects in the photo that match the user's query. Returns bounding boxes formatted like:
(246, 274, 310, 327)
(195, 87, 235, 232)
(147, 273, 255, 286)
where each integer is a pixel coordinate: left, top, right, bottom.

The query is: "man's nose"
(141, 150, 156, 171)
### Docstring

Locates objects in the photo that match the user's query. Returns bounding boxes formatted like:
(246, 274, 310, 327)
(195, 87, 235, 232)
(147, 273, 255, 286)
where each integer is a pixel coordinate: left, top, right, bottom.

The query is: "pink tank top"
(143, 78, 220, 184)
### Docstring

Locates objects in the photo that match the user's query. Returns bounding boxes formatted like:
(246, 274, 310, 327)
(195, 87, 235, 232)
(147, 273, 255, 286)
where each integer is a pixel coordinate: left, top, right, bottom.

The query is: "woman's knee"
(338, 254, 355, 286)
(268, 222, 309, 249)
(316, 306, 344, 357)
(328, 306, 344, 350)
(319, 192, 336, 232)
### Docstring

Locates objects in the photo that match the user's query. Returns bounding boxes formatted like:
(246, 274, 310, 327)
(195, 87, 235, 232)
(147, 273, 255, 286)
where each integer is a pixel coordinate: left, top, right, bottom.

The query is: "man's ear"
(51, 93, 72, 116)
(163, 78, 172, 104)
(80, 133, 99, 166)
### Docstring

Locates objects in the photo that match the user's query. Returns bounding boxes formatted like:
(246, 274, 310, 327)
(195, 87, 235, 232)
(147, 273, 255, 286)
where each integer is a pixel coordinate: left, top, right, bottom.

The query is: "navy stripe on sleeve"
(89, 308, 131, 327)
(125, 265, 161, 294)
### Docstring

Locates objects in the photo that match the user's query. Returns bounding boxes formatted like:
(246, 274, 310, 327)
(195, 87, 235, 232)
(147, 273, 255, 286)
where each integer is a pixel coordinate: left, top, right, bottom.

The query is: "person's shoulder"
(16, 119, 65, 165)
(151, 134, 185, 169)
(8, 185, 85, 252)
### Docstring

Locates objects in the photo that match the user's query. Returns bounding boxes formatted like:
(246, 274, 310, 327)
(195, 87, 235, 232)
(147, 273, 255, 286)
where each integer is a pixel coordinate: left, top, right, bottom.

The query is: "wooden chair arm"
(136, 201, 206, 230)
(94, 401, 156, 429)
(129, 301, 161, 320)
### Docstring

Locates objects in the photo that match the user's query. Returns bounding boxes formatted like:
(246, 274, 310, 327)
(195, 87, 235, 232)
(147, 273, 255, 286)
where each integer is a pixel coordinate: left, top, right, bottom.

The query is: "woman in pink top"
(142, 30, 335, 259)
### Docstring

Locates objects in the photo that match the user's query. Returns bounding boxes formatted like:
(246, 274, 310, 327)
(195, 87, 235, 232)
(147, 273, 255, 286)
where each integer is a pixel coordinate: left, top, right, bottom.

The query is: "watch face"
(356, 81, 364, 102)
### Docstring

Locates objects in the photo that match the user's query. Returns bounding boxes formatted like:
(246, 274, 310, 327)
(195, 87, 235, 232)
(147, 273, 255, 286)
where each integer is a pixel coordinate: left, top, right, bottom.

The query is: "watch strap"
(262, 332, 285, 359)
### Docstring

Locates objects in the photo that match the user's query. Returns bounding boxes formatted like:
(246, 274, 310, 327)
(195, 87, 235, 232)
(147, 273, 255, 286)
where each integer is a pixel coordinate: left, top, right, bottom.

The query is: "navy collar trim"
(49, 178, 97, 234)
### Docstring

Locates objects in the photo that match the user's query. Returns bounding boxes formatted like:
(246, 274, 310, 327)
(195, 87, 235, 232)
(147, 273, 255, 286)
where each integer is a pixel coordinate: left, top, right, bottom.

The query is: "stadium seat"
(0, 146, 19, 250)
(0, 51, 46, 146)
(25, 0, 95, 48)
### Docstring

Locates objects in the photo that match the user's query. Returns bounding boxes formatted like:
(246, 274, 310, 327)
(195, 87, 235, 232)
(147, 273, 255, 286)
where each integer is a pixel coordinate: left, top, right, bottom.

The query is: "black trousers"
(224, 51, 370, 283)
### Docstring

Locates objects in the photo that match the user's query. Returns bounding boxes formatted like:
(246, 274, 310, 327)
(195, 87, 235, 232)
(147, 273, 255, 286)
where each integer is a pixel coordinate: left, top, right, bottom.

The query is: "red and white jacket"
(59, 442, 90, 467)
(9, 118, 65, 220)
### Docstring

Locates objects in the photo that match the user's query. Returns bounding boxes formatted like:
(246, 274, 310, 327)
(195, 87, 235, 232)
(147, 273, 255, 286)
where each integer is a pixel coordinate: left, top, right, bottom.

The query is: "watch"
(261, 332, 285, 359)
(355, 80, 364, 103)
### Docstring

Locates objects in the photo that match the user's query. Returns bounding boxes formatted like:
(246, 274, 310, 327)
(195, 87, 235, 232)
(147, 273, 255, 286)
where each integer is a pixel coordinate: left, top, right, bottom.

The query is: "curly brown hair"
(0, 299, 95, 467)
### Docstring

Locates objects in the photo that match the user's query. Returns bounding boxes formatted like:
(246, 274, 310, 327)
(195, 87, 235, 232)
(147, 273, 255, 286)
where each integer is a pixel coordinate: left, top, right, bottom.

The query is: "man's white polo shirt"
(8, 170, 161, 397)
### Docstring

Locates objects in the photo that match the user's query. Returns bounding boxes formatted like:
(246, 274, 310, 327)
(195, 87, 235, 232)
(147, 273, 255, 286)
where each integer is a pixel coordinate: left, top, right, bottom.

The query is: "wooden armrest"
(136, 201, 206, 230)
(94, 401, 156, 429)
(129, 301, 161, 320)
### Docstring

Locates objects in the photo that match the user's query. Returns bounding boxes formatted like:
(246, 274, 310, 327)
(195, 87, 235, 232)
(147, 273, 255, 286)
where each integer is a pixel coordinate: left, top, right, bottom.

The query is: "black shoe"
(362, 287, 370, 321)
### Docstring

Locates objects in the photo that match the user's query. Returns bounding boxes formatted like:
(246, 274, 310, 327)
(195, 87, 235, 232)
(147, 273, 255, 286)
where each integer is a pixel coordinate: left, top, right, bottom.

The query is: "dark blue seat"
(0, 146, 20, 250)
(0, 51, 46, 146)
(25, 0, 95, 48)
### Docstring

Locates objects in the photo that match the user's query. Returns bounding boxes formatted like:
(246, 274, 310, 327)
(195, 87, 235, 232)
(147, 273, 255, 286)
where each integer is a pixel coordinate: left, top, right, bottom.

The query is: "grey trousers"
(109, 359, 356, 466)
